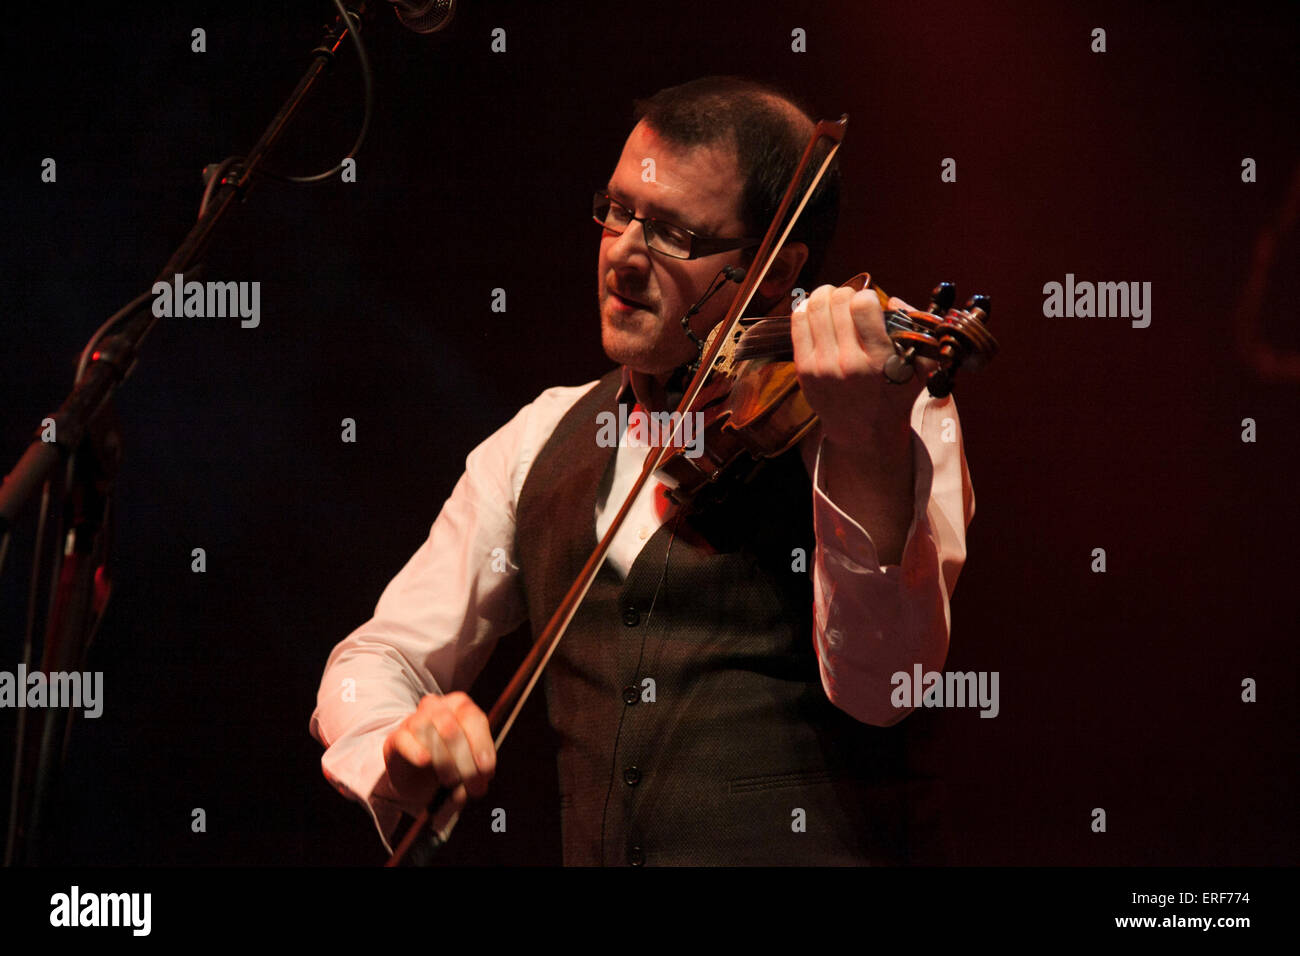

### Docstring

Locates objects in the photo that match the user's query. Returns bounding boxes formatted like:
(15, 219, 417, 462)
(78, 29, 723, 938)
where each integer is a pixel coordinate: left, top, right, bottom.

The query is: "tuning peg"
(883, 352, 916, 385)
(929, 281, 956, 316)
(964, 293, 991, 321)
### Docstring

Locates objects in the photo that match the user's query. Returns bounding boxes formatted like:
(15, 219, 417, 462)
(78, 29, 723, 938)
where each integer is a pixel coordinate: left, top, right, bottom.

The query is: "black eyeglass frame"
(592, 191, 760, 260)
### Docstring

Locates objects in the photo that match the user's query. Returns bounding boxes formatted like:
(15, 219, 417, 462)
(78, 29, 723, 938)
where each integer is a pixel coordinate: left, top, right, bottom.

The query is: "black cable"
(681, 266, 745, 370)
(197, 155, 245, 219)
(74, 289, 154, 383)
(255, 0, 374, 184)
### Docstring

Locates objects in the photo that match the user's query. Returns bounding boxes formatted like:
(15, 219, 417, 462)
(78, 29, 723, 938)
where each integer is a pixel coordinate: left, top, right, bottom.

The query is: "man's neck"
(623, 292, 780, 412)
(628, 368, 667, 413)
(627, 365, 692, 414)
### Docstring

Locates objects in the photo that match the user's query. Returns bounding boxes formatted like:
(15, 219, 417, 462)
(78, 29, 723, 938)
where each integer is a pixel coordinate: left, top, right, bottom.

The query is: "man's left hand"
(791, 283, 925, 460)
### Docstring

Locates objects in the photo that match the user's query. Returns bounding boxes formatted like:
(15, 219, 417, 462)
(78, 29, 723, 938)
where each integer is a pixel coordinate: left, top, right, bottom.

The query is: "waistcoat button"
(622, 685, 638, 705)
(627, 844, 645, 866)
(621, 605, 640, 627)
(623, 766, 641, 786)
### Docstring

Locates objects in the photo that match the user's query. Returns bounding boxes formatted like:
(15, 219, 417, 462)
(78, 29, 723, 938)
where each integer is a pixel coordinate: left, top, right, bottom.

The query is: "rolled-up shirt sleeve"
(810, 391, 975, 726)
(308, 383, 595, 849)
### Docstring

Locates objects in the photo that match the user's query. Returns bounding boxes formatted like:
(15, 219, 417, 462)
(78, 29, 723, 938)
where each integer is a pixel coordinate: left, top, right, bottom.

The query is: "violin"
(387, 114, 997, 865)
(655, 271, 998, 504)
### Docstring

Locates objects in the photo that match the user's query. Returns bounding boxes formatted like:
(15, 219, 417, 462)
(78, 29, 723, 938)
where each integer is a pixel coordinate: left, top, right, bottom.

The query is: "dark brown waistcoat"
(514, 368, 923, 865)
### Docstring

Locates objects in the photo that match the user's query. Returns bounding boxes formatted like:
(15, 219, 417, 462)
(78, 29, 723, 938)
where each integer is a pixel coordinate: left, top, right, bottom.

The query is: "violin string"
(734, 308, 918, 334)
(649, 139, 844, 471)
(730, 309, 921, 360)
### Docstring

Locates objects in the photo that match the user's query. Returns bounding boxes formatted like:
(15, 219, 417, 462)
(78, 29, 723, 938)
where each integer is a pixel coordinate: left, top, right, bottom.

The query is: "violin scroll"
(880, 284, 999, 398)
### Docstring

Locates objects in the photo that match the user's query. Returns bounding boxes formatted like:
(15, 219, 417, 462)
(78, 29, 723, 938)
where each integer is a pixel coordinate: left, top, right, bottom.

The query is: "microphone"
(388, 0, 457, 34)
(680, 265, 748, 366)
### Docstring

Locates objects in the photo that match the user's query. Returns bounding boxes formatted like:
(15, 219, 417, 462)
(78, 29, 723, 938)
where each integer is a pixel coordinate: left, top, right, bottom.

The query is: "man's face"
(598, 120, 750, 377)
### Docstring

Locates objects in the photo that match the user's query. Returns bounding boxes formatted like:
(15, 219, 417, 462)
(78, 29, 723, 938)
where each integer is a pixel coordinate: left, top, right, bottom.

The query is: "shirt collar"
(617, 364, 692, 413)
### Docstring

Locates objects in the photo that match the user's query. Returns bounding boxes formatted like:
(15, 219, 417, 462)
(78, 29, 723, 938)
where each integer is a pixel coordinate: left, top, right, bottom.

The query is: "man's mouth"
(609, 288, 652, 312)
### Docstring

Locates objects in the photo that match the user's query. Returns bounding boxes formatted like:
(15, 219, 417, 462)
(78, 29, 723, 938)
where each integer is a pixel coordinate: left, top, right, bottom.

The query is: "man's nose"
(606, 218, 651, 269)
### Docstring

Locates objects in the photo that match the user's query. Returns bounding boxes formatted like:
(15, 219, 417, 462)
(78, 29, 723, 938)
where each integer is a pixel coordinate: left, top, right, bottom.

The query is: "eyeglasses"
(592, 191, 760, 260)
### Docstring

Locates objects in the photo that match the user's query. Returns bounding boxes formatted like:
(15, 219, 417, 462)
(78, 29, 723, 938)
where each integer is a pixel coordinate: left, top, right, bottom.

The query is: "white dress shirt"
(310, 367, 974, 849)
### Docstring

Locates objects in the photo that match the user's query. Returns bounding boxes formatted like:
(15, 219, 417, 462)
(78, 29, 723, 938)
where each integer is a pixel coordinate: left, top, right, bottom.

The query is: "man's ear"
(755, 241, 810, 307)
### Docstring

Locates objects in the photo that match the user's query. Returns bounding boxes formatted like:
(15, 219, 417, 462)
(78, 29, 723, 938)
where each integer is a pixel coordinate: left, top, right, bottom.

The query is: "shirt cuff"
(316, 715, 408, 855)
(809, 426, 936, 573)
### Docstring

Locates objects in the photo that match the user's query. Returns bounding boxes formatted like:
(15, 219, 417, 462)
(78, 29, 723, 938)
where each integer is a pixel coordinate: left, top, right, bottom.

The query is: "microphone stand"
(1, 1, 375, 865)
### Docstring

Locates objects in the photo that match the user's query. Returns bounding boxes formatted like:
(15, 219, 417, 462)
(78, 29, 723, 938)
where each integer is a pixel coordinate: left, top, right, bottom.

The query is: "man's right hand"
(381, 691, 496, 829)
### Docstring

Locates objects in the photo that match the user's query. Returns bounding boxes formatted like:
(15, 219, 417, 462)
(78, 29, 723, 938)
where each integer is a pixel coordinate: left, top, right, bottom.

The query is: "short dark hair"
(632, 75, 841, 292)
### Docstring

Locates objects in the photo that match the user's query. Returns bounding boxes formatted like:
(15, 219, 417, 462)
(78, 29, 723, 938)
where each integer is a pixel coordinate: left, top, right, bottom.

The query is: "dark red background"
(1, 0, 1296, 865)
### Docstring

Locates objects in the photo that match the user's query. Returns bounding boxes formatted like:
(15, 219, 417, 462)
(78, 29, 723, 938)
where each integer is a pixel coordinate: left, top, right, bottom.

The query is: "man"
(311, 76, 973, 865)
